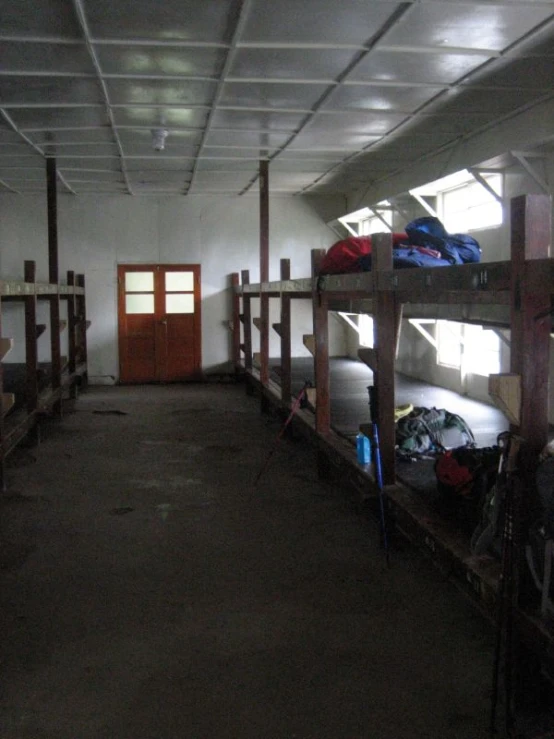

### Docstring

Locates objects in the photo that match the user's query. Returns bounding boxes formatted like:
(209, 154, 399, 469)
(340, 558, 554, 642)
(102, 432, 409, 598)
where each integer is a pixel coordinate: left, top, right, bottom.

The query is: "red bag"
(319, 234, 408, 275)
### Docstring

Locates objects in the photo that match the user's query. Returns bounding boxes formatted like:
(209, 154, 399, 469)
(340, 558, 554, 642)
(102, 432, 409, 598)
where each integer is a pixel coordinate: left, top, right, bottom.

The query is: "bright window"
(359, 315, 374, 348)
(437, 320, 500, 377)
(359, 202, 392, 235)
(439, 174, 503, 233)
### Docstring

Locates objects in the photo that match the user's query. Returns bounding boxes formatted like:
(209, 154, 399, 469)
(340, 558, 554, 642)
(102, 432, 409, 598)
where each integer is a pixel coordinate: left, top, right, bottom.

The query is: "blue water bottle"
(356, 432, 371, 465)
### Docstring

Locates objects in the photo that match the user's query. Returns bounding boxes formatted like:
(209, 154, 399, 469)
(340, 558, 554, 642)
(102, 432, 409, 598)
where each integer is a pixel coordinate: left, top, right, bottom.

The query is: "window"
(359, 204, 392, 235)
(359, 315, 374, 348)
(439, 174, 502, 233)
(437, 320, 501, 377)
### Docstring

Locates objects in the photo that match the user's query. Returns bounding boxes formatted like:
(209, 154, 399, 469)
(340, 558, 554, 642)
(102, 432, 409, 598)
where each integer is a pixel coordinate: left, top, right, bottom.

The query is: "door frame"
(117, 263, 202, 383)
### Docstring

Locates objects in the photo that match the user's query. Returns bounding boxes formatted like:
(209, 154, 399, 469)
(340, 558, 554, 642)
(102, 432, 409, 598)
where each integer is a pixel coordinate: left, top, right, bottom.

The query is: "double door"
(118, 264, 201, 383)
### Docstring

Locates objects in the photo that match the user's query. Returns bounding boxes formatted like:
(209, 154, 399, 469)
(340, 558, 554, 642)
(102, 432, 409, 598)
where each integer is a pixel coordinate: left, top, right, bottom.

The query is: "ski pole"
(372, 423, 390, 567)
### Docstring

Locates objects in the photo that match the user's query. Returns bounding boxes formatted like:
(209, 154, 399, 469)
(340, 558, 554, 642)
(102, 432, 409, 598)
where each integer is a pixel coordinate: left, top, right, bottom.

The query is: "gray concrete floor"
(0, 384, 494, 739)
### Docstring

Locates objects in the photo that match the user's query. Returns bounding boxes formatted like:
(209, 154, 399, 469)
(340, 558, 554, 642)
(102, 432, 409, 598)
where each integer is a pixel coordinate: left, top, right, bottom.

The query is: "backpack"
(395, 406, 475, 456)
(319, 236, 372, 275)
(435, 445, 501, 536)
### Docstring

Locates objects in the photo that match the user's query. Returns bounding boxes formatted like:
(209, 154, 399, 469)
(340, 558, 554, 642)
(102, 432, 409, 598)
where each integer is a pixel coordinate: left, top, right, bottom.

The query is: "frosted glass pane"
(166, 294, 194, 314)
(126, 293, 155, 314)
(165, 271, 194, 292)
(125, 272, 154, 291)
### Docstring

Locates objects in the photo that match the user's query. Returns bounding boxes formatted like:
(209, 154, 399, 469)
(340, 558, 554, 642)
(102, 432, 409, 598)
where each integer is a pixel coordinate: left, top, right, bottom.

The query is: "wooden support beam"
(2, 393, 15, 415)
(489, 373, 521, 425)
(66, 270, 77, 398)
(0, 338, 14, 360)
(510, 194, 551, 474)
(241, 270, 252, 372)
(76, 274, 88, 389)
(373, 232, 397, 485)
(230, 272, 241, 376)
(0, 289, 5, 489)
(358, 347, 377, 371)
(303, 334, 316, 356)
(312, 249, 330, 435)
(280, 258, 292, 406)
(47, 160, 62, 413)
(259, 160, 270, 387)
(24, 260, 39, 434)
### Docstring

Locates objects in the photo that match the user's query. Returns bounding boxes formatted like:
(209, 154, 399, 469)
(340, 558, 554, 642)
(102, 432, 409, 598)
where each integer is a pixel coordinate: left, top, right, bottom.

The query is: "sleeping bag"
(319, 234, 408, 275)
(405, 217, 481, 265)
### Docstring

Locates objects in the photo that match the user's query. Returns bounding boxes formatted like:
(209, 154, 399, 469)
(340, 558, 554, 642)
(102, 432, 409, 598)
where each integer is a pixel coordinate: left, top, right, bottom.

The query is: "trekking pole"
(372, 423, 390, 567)
(490, 432, 522, 738)
(253, 382, 309, 485)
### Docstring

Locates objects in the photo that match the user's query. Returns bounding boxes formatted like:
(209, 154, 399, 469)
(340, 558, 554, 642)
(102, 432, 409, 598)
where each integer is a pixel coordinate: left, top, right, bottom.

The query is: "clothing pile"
(319, 216, 481, 275)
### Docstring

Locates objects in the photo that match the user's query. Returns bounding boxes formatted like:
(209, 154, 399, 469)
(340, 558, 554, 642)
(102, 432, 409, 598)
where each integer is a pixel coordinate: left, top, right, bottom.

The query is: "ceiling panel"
(128, 171, 190, 185)
(0, 0, 82, 38)
(96, 46, 226, 77)
(42, 144, 119, 157)
(59, 169, 125, 182)
(210, 110, 304, 131)
(424, 87, 545, 115)
(0, 78, 104, 106)
(310, 111, 407, 135)
(287, 132, 380, 150)
(125, 158, 193, 171)
(203, 129, 289, 149)
(106, 79, 217, 106)
(325, 84, 444, 112)
(242, 0, 401, 45)
(8, 108, 109, 130)
(121, 144, 198, 158)
(69, 182, 129, 192)
(219, 82, 327, 110)
(196, 159, 258, 173)
(350, 50, 492, 85)
(27, 128, 116, 144)
(1, 42, 94, 75)
(198, 148, 270, 160)
(85, 0, 242, 42)
(47, 157, 122, 171)
(230, 49, 359, 81)
(189, 171, 255, 190)
(112, 107, 208, 128)
(384, 3, 554, 52)
(467, 57, 554, 90)
(0, 155, 49, 168)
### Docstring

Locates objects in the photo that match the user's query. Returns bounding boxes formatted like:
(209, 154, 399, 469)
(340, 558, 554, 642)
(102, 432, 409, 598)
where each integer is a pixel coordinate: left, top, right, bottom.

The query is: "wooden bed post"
(311, 249, 330, 436)
(230, 272, 241, 377)
(66, 270, 77, 399)
(373, 232, 397, 485)
(76, 274, 89, 389)
(24, 260, 39, 439)
(280, 259, 292, 407)
(510, 194, 551, 473)
(47, 158, 62, 414)
(259, 160, 270, 387)
(241, 269, 252, 374)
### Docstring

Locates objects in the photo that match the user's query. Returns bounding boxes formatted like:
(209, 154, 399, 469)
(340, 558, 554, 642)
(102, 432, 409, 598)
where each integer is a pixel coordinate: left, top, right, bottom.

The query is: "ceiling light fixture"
(151, 128, 168, 152)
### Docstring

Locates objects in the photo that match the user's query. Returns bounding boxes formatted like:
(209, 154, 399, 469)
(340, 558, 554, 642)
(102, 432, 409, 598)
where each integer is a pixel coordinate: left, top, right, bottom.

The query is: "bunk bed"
(231, 194, 554, 682)
(0, 262, 89, 490)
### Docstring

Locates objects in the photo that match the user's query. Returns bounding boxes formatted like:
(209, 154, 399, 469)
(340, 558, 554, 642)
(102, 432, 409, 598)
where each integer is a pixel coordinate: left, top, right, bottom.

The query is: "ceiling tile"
(287, 131, 379, 150)
(1, 41, 94, 75)
(42, 143, 119, 157)
(191, 171, 253, 188)
(230, 48, 359, 81)
(70, 182, 129, 192)
(384, 3, 554, 52)
(125, 158, 193, 171)
(47, 157, 121, 171)
(204, 129, 289, 149)
(270, 159, 335, 174)
(85, 0, 242, 42)
(129, 170, 190, 185)
(195, 159, 258, 173)
(219, 82, 328, 110)
(325, 84, 444, 112)
(96, 45, 226, 77)
(28, 128, 115, 144)
(198, 147, 270, 160)
(310, 111, 407, 134)
(0, 155, 47, 167)
(211, 109, 304, 131)
(0, 78, 104, 105)
(106, 79, 217, 106)
(10, 107, 109, 130)
(121, 143, 198, 158)
(350, 50, 491, 85)
(242, 0, 401, 45)
(112, 107, 208, 128)
(58, 169, 124, 182)
(1, 0, 82, 38)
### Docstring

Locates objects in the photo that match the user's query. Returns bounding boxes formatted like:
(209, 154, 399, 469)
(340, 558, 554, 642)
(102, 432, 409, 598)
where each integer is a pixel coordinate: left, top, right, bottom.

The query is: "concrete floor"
(0, 384, 495, 739)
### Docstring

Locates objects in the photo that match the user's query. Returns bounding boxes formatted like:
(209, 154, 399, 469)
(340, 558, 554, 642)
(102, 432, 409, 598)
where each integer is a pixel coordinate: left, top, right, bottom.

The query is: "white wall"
(0, 192, 344, 380)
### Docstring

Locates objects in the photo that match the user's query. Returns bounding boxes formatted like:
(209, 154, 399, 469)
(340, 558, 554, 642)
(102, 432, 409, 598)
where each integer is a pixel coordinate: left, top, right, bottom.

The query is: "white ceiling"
(1, 0, 554, 197)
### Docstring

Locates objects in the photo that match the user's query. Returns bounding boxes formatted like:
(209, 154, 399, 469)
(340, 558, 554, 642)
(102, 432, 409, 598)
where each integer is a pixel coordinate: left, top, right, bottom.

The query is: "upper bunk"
(235, 195, 553, 329)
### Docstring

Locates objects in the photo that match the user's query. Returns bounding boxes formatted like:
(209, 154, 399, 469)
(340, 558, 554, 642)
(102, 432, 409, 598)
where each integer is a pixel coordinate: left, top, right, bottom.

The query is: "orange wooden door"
(118, 264, 201, 383)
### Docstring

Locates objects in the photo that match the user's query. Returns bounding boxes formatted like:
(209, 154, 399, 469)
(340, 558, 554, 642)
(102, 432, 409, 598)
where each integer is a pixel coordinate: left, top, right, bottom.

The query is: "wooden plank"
(47, 160, 62, 413)
(231, 273, 241, 376)
(259, 160, 270, 387)
(312, 249, 330, 435)
(2, 393, 14, 415)
(0, 338, 13, 360)
(280, 259, 292, 407)
(372, 233, 397, 485)
(76, 274, 88, 389)
(510, 195, 551, 472)
(24, 260, 39, 428)
(358, 347, 377, 371)
(241, 270, 252, 372)
(66, 270, 77, 399)
(303, 334, 316, 356)
(488, 374, 521, 425)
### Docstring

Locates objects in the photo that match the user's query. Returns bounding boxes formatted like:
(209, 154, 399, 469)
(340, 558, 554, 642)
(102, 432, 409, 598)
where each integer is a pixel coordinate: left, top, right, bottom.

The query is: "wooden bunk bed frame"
(231, 193, 554, 676)
(0, 159, 89, 490)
